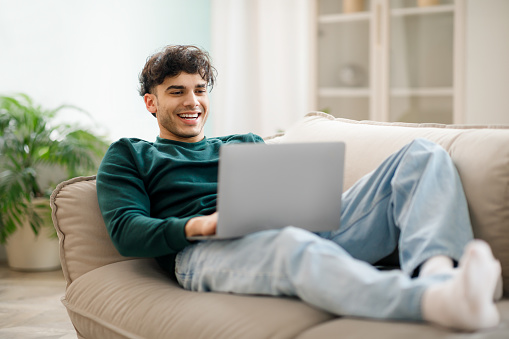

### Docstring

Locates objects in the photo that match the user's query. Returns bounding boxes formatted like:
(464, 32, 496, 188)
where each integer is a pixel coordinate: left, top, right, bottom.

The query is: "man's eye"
(171, 91, 182, 95)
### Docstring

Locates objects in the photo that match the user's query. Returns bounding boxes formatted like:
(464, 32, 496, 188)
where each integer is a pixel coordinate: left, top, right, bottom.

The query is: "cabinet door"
(316, 0, 373, 120)
(387, 0, 456, 124)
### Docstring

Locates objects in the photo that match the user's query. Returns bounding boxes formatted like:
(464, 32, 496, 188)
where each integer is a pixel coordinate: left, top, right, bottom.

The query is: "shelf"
(319, 87, 453, 98)
(391, 4, 454, 17)
(318, 4, 454, 23)
(318, 11, 371, 24)
(318, 87, 370, 98)
(391, 87, 454, 97)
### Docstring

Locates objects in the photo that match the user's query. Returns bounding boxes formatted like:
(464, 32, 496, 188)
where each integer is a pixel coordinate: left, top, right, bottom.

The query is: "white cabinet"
(314, 0, 461, 123)
(463, 0, 509, 125)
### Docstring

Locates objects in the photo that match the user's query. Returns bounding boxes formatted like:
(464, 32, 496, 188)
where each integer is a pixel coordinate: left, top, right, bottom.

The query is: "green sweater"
(96, 133, 264, 273)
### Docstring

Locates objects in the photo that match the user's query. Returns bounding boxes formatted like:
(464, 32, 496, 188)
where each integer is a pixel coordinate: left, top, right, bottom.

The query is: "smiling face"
(144, 72, 209, 143)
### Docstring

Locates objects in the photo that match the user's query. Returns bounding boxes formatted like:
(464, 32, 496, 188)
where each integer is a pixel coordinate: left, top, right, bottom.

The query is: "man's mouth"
(177, 113, 200, 120)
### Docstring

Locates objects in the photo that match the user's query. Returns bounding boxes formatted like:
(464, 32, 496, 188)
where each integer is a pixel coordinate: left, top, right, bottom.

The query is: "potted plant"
(0, 93, 109, 270)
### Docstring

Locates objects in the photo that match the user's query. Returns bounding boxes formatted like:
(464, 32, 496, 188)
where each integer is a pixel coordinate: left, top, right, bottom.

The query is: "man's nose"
(183, 92, 199, 108)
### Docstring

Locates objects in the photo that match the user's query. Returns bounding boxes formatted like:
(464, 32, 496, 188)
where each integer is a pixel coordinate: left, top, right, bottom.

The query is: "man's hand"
(185, 212, 218, 237)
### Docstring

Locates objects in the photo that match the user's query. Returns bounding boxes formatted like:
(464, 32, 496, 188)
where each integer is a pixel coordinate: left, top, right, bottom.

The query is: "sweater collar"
(155, 136, 208, 148)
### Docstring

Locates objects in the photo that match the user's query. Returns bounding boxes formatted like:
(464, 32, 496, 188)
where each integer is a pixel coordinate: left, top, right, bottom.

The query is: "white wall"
(465, 0, 509, 125)
(210, 0, 314, 138)
(0, 0, 212, 142)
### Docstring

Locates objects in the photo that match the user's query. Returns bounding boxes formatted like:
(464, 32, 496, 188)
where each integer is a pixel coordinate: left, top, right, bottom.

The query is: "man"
(96, 45, 502, 331)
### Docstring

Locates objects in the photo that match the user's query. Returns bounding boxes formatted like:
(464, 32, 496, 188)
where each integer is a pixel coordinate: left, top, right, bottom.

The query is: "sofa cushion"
(64, 259, 335, 339)
(295, 300, 509, 339)
(50, 176, 133, 285)
(267, 112, 509, 296)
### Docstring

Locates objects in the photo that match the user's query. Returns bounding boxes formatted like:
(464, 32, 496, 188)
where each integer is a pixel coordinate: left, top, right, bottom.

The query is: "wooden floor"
(0, 261, 76, 338)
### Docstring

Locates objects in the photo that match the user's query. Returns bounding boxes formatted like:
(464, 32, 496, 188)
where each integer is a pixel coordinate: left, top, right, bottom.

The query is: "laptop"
(187, 141, 345, 240)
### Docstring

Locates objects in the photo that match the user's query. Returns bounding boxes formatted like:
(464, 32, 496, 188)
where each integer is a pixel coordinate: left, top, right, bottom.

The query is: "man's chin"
(180, 127, 204, 138)
(165, 127, 205, 141)
(181, 134, 203, 140)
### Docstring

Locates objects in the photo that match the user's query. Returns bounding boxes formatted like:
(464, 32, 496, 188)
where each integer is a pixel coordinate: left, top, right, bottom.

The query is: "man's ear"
(144, 93, 158, 116)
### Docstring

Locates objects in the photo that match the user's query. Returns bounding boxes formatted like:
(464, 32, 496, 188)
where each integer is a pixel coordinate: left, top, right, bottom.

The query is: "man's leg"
(176, 227, 432, 321)
(176, 226, 500, 331)
(176, 139, 500, 330)
(319, 138, 473, 275)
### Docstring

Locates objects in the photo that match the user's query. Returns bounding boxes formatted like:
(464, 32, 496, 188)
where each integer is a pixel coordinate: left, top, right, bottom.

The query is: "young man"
(96, 45, 502, 332)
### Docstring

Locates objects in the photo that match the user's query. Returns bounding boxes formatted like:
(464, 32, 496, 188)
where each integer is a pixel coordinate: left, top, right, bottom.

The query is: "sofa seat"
(62, 256, 509, 339)
(63, 258, 334, 338)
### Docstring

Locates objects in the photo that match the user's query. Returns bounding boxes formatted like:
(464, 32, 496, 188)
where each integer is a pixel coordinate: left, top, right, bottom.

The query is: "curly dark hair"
(138, 45, 217, 97)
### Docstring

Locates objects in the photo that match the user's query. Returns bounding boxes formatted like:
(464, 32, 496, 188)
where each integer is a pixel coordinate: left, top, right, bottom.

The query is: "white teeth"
(178, 113, 199, 118)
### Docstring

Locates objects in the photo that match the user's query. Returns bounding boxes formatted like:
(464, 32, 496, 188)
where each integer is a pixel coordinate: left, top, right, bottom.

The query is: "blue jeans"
(175, 139, 473, 321)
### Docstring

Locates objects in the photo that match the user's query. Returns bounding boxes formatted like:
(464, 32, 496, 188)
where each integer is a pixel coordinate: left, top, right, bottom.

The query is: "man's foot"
(421, 240, 501, 331)
(420, 248, 504, 301)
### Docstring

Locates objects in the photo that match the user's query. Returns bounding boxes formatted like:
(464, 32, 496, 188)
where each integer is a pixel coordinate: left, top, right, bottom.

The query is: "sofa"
(50, 112, 509, 338)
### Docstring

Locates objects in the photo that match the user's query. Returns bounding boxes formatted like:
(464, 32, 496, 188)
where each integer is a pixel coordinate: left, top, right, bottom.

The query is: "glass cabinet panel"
(315, 0, 458, 123)
(317, 0, 372, 120)
(389, 0, 455, 123)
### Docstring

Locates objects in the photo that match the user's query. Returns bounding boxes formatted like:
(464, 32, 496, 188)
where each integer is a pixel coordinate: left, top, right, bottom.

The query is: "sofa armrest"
(50, 176, 135, 286)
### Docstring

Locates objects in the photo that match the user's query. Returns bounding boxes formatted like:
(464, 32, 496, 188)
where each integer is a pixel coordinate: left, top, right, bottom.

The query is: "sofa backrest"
(267, 112, 509, 296)
(50, 176, 132, 286)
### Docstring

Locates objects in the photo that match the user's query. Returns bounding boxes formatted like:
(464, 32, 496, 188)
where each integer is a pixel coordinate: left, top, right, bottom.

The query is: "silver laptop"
(188, 142, 345, 240)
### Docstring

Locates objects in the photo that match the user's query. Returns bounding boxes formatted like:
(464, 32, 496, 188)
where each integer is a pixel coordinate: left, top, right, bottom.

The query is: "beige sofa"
(51, 112, 509, 338)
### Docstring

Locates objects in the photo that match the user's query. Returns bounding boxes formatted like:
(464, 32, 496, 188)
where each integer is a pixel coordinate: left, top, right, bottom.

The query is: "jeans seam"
(337, 190, 393, 237)
(203, 267, 276, 277)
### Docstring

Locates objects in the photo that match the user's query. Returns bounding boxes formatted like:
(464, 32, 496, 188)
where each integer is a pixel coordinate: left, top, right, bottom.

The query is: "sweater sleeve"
(96, 140, 192, 258)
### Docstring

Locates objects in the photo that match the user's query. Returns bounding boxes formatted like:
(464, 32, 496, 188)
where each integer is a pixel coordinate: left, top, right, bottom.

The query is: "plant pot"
(4, 198, 60, 271)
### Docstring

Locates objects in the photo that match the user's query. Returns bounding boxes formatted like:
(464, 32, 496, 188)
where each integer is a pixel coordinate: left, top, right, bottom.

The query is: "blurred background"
(1, 0, 508, 258)
(2, 0, 508, 140)
(0, 0, 212, 142)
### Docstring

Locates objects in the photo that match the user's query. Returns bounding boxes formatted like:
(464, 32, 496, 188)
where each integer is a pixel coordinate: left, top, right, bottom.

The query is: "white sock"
(421, 240, 501, 331)
(419, 255, 454, 277)
(420, 250, 504, 301)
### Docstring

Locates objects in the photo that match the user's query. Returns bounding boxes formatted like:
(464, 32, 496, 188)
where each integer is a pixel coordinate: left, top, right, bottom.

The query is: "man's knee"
(271, 226, 322, 254)
(276, 226, 318, 241)
(407, 138, 449, 160)
(410, 138, 439, 150)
